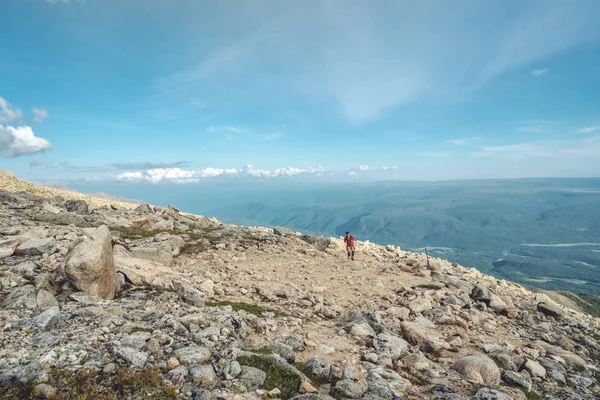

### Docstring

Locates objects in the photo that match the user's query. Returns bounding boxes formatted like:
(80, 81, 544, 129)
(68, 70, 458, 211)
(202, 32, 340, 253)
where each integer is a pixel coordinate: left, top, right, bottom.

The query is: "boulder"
(237, 366, 267, 389)
(0, 237, 19, 259)
(274, 226, 295, 236)
(130, 243, 173, 267)
(190, 365, 217, 388)
(372, 332, 409, 360)
(173, 346, 212, 365)
(135, 204, 154, 214)
(300, 234, 331, 251)
(502, 370, 532, 392)
(65, 200, 89, 214)
(408, 298, 432, 313)
(453, 355, 500, 385)
(537, 302, 565, 319)
(400, 322, 447, 353)
(471, 284, 493, 302)
(15, 238, 55, 256)
(522, 359, 546, 378)
(3, 285, 57, 311)
(61, 225, 119, 300)
(471, 388, 512, 400)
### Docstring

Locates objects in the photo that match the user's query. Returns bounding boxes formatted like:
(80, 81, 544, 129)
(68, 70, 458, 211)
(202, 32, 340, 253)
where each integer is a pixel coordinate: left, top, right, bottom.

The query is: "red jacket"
(344, 235, 355, 247)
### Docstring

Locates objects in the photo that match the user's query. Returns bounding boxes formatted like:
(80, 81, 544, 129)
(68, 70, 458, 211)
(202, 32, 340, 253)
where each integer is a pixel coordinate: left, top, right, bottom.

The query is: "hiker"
(344, 231, 355, 260)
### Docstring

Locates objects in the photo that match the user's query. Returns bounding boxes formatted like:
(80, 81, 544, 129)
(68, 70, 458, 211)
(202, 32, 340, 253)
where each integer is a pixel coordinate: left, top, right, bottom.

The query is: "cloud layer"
(115, 165, 325, 183)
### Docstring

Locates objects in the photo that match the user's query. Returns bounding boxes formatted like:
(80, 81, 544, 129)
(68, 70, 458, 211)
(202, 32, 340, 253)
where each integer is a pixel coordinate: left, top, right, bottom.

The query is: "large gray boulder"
(0, 237, 19, 259)
(65, 199, 89, 215)
(301, 234, 331, 251)
(537, 302, 566, 319)
(3, 285, 57, 311)
(60, 225, 119, 300)
(453, 355, 500, 385)
(15, 238, 55, 256)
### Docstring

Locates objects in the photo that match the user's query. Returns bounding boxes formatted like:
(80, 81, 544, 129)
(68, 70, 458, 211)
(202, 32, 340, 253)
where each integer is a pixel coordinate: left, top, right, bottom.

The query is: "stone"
(27, 306, 60, 330)
(173, 346, 211, 365)
(61, 225, 119, 300)
(114, 346, 148, 368)
(274, 226, 295, 236)
(3, 285, 38, 310)
(305, 357, 332, 382)
(36, 289, 58, 310)
(471, 284, 493, 302)
(522, 359, 546, 378)
(471, 388, 512, 400)
(173, 282, 205, 306)
(488, 294, 508, 312)
(167, 358, 180, 370)
(537, 302, 565, 319)
(130, 243, 173, 267)
(348, 321, 376, 337)
(0, 361, 48, 384)
(65, 199, 89, 214)
(333, 379, 367, 399)
(452, 355, 500, 385)
(408, 298, 432, 313)
(300, 234, 331, 251)
(190, 365, 217, 389)
(237, 366, 267, 389)
(386, 306, 410, 319)
(16, 237, 55, 256)
(400, 322, 447, 353)
(224, 360, 242, 380)
(33, 383, 57, 398)
(258, 282, 306, 299)
(373, 332, 409, 360)
(135, 204, 154, 213)
(502, 370, 532, 392)
(299, 381, 318, 394)
(0, 237, 19, 259)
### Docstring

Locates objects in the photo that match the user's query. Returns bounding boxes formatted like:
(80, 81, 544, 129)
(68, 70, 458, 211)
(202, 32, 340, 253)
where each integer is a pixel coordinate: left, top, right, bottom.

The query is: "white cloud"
(159, 1, 600, 122)
(447, 137, 481, 145)
(0, 97, 25, 123)
(578, 126, 599, 133)
(33, 108, 49, 123)
(115, 165, 324, 183)
(532, 68, 549, 77)
(347, 165, 398, 174)
(0, 125, 53, 158)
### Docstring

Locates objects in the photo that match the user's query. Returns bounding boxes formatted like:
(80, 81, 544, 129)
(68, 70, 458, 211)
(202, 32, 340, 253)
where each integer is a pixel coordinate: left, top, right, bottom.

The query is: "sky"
(1, 0, 600, 184)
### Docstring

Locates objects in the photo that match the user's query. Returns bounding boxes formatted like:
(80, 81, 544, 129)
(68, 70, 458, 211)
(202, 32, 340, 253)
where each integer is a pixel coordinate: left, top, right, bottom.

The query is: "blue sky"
(1, 0, 600, 184)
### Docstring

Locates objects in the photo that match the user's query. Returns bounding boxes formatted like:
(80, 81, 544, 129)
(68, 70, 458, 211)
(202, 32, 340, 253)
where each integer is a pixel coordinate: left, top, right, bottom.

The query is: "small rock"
(453, 354, 500, 385)
(33, 384, 56, 399)
(299, 381, 318, 394)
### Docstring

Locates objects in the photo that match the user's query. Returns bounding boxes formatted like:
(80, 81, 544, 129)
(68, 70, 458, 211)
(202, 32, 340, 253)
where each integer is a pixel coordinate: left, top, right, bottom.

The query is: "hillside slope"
(1, 172, 600, 400)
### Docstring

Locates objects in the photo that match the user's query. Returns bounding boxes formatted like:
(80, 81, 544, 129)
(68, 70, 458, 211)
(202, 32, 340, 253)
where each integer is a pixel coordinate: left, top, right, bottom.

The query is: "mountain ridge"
(1, 170, 600, 399)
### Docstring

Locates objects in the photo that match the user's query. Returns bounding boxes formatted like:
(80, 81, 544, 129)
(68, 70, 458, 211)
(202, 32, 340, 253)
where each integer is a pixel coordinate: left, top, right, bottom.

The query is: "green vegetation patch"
(0, 367, 177, 400)
(555, 291, 600, 318)
(237, 354, 302, 399)
(525, 391, 550, 400)
(205, 300, 270, 316)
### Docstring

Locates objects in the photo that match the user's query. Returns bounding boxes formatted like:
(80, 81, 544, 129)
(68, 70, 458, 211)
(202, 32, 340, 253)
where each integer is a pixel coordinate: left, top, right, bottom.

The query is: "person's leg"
(351, 246, 355, 260)
(347, 247, 351, 259)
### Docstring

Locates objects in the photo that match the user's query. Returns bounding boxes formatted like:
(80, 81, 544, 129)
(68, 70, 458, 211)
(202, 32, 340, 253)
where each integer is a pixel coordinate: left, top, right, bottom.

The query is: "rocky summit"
(1, 171, 600, 400)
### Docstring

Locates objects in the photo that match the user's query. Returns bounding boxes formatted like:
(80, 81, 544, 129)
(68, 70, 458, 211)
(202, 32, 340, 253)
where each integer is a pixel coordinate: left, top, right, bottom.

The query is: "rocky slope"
(1, 171, 599, 400)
